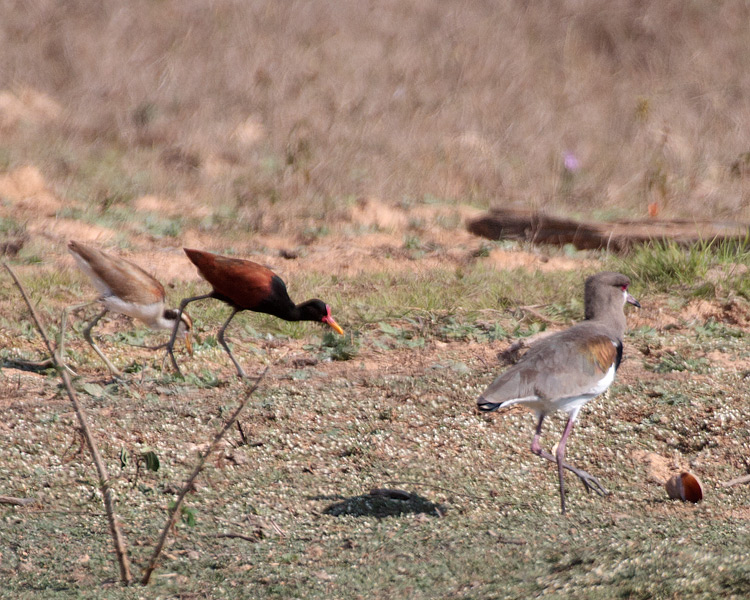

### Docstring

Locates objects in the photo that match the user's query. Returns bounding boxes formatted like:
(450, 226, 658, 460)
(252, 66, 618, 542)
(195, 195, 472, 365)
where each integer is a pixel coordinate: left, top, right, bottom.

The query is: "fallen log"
(467, 208, 750, 252)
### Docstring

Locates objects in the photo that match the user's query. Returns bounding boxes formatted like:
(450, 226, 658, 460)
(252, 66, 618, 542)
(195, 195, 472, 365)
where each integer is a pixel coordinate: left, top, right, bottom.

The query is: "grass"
(3, 261, 750, 598)
(611, 238, 750, 297)
(5, 1, 750, 224)
(9, 245, 750, 378)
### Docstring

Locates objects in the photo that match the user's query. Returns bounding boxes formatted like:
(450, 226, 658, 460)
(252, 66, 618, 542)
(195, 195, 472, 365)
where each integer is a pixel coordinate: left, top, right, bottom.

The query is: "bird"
(166, 248, 344, 378)
(477, 271, 640, 514)
(63, 240, 193, 377)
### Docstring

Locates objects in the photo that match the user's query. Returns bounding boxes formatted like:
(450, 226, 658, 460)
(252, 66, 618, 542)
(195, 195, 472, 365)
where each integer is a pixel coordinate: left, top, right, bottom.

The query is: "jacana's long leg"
(530, 415, 608, 509)
(81, 309, 123, 378)
(216, 308, 247, 379)
(166, 293, 213, 375)
(57, 301, 99, 376)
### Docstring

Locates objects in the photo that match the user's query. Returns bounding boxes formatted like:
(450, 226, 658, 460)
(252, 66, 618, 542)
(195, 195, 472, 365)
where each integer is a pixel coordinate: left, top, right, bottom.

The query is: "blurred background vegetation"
(2, 0, 750, 235)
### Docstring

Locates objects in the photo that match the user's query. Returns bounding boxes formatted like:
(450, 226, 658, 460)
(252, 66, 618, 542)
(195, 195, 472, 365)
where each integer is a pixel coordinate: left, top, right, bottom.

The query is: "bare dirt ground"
(2, 170, 750, 597)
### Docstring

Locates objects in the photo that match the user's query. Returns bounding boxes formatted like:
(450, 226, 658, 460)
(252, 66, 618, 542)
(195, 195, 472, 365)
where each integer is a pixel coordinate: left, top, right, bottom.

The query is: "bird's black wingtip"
(477, 399, 501, 413)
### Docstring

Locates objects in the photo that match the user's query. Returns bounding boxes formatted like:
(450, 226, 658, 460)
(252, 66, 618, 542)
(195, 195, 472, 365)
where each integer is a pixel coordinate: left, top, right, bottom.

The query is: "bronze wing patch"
(579, 335, 618, 374)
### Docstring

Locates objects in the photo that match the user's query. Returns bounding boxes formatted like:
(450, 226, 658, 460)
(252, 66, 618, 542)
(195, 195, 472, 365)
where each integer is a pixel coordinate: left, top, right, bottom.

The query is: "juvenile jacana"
(166, 248, 344, 378)
(64, 241, 193, 377)
(477, 272, 640, 513)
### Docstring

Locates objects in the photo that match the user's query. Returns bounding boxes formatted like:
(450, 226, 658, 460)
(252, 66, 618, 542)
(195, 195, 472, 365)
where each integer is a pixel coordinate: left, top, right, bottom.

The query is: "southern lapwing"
(477, 271, 640, 513)
(63, 241, 193, 377)
(166, 248, 344, 378)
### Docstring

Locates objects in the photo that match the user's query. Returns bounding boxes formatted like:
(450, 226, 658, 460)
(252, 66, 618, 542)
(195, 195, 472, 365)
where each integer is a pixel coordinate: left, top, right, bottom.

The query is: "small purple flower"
(563, 152, 580, 172)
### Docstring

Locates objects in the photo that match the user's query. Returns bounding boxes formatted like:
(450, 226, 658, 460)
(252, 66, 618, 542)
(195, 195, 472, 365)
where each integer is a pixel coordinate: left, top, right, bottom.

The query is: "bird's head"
(584, 271, 641, 322)
(298, 299, 344, 335)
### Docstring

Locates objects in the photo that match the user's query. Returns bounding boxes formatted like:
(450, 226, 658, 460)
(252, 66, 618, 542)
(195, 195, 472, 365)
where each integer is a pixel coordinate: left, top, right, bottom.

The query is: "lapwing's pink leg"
(530, 414, 608, 513)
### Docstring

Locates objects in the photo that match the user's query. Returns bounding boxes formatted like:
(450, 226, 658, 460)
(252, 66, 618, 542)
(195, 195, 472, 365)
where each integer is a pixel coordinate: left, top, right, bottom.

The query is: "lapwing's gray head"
(163, 309, 194, 355)
(584, 272, 640, 326)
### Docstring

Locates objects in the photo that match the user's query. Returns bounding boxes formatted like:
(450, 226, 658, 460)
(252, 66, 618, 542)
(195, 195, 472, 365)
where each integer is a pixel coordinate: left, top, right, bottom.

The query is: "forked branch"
(141, 369, 268, 585)
(3, 262, 133, 585)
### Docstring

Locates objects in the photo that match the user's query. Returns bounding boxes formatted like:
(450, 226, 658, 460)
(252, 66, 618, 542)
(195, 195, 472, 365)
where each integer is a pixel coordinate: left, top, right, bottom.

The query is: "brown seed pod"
(666, 472, 704, 503)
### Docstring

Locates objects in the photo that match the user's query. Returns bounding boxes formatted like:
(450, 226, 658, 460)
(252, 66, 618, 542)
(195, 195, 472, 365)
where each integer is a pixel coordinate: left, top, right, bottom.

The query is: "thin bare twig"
(2, 263, 56, 358)
(60, 369, 133, 583)
(268, 518, 287, 537)
(721, 474, 750, 488)
(236, 420, 248, 445)
(0, 496, 35, 506)
(141, 369, 268, 585)
(216, 532, 263, 543)
(494, 536, 526, 546)
(3, 357, 55, 369)
(3, 262, 133, 585)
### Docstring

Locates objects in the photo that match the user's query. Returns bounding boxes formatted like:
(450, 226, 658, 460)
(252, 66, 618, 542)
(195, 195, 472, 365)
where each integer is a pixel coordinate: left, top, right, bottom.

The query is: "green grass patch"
(613, 238, 750, 294)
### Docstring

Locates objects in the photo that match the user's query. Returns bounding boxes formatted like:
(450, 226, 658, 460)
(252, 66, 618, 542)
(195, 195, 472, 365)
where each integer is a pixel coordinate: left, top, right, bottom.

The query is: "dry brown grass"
(2, 0, 750, 226)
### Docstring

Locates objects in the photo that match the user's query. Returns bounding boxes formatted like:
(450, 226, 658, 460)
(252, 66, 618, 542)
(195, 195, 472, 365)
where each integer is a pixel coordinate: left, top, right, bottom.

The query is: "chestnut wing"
(184, 249, 274, 310)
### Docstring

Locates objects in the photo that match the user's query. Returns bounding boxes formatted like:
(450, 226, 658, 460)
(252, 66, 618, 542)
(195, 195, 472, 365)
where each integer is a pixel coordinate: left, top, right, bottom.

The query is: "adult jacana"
(477, 272, 640, 514)
(166, 248, 344, 378)
(64, 241, 193, 377)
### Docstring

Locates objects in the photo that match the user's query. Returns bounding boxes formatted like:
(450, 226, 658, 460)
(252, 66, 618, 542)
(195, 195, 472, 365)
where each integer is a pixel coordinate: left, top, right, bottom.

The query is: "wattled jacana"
(166, 248, 344, 378)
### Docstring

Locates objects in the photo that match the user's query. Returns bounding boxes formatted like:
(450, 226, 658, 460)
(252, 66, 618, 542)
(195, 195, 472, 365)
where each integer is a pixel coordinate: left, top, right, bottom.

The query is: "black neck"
(253, 298, 322, 323)
(253, 276, 327, 323)
(288, 301, 321, 323)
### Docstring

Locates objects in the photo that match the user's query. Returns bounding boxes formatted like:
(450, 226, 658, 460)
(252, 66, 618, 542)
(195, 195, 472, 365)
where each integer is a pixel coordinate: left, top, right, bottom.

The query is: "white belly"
(102, 296, 165, 329)
(500, 362, 617, 419)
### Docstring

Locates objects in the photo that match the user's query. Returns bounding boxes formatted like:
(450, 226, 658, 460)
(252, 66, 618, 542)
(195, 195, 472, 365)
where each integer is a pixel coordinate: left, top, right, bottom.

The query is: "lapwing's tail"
(477, 397, 502, 412)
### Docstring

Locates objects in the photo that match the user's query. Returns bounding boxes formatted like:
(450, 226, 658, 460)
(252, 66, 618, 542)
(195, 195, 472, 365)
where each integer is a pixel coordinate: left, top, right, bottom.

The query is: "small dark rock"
(292, 356, 318, 368)
(279, 248, 299, 259)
